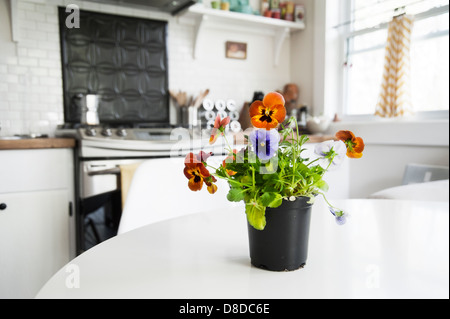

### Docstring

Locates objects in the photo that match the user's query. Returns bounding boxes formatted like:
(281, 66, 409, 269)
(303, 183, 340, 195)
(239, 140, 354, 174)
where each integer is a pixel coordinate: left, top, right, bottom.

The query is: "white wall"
(0, 0, 293, 136)
(290, 0, 315, 111)
(309, 0, 450, 198)
(328, 119, 449, 198)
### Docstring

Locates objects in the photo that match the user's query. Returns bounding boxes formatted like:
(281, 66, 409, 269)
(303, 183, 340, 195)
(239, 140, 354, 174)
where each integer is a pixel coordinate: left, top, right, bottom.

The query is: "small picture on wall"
(295, 5, 305, 23)
(225, 41, 247, 60)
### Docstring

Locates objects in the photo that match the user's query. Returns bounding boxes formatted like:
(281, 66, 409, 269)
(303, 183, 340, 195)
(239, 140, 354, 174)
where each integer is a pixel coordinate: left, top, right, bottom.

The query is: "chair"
(402, 163, 449, 185)
(368, 163, 449, 202)
(117, 156, 243, 234)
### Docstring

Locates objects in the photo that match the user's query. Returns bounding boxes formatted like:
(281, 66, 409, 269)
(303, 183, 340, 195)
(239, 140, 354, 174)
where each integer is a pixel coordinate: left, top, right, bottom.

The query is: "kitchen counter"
(0, 138, 76, 150)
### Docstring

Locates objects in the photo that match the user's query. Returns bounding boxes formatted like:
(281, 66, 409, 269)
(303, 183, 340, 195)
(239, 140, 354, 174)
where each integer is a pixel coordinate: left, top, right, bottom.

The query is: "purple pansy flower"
(314, 140, 347, 169)
(249, 129, 280, 161)
(329, 207, 347, 225)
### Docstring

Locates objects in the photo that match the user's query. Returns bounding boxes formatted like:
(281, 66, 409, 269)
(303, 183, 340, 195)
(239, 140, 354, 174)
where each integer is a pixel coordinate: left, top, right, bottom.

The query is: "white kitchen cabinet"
(0, 190, 69, 299)
(0, 148, 74, 298)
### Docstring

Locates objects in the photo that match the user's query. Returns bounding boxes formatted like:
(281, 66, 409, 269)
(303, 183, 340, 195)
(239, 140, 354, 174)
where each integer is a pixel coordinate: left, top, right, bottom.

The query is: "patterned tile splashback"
(58, 8, 169, 125)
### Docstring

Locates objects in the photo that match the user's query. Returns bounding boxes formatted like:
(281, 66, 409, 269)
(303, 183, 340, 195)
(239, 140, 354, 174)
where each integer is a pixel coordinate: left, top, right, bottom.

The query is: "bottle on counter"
(298, 105, 308, 130)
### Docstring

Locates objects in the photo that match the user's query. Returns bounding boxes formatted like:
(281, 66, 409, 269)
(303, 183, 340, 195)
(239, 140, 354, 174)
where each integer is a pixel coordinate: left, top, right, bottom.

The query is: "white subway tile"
(38, 58, 59, 69)
(25, 10, 46, 22)
(45, 14, 59, 24)
(16, 38, 38, 48)
(0, 57, 18, 65)
(0, 83, 8, 92)
(17, 1, 36, 11)
(24, 29, 48, 41)
(23, 0, 47, 4)
(19, 20, 37, 30)
(4, 74, 20, 84)
(7, 65, 28, 75)
(17, 47, 28, 57)
(46, 32, 60, 43)
(8, 83, 26, 93)
(18, 56, 39, 67)
(36, 4, 57, 15)
(27, 48, 48, 58)
(37, 22, 58, 33)
(29, 67, 48, 76)
(39, 76, 59, 86)
(6, 93, 20, 102)
(37, 40, 60, 50)
(0, 101, 9, 111)
(48, 68, 62, 77)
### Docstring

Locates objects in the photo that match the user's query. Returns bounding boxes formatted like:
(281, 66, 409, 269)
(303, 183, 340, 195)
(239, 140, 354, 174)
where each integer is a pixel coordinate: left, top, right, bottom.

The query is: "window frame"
(339, 2, 449, 121)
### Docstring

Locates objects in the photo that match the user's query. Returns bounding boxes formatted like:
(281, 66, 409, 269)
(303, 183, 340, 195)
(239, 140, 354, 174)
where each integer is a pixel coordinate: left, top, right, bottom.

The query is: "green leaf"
(227, 188, 246, 202)
(260, 192, 283, 208)
(316, 179, 329, 192)
(245, 203, 266, 230)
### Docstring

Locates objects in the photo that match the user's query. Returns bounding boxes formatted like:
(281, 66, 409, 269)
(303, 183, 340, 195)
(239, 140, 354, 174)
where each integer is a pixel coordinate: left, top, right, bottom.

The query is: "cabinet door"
(0, 190, 70, 299)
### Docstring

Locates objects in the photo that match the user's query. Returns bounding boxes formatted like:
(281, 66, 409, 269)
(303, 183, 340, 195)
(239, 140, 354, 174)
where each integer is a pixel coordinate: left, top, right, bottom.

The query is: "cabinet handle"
(0, 203, 7, 210)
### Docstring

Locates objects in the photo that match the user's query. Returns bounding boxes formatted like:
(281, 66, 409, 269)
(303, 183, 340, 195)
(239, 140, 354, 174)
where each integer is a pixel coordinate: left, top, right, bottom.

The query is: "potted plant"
(183, 92, 365, 271)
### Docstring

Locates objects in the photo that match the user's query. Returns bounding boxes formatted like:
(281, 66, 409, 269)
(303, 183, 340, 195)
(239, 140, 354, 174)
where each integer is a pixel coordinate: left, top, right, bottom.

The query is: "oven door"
(78, 159, 143, 253)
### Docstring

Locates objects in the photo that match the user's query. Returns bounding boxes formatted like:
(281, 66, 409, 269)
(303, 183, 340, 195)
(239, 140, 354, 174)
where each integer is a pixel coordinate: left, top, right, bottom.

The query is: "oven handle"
(87, 167, 121, 176)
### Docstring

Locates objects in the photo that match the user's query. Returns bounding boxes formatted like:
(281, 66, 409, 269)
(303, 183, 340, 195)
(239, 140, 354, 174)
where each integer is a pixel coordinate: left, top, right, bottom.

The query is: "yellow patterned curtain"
(375, 14, 414, 117)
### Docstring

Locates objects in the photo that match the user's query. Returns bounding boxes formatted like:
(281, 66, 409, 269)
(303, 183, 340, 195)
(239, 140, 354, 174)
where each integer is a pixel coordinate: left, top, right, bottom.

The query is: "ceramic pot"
(247, 197, 313, 271)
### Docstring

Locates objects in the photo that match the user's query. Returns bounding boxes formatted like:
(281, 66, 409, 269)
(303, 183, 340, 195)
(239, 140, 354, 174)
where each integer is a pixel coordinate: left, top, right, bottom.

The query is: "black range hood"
(90, 0, 196, 16)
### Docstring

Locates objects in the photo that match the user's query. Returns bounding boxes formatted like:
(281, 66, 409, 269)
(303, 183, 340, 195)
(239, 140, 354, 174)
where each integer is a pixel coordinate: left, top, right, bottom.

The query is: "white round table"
(36, 199, 449, 299)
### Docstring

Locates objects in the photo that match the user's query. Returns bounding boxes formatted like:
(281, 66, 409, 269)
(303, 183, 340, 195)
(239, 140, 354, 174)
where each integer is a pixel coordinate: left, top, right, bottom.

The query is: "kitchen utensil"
(82, 94, 100, 125)
(169, 90, 189, 108)
(188, 106, 198, 127)
(193, 89, 210, 109)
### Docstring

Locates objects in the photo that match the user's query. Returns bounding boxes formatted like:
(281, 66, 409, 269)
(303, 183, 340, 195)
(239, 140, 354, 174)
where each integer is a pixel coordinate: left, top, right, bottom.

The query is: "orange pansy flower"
(183, 152, 211, 191)
(205, 175, 218, 194)
(249, 92, 286, 130)
(336, 130, 365, 158)
(209, 115, 231, 145)
(222, 150, 238, 176)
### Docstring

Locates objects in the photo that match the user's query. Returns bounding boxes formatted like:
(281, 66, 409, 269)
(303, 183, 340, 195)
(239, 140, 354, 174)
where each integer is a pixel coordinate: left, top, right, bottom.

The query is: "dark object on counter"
(251, 91, 265, 103)
(298, 105, 308, 129)
(282, 83, 299, 115)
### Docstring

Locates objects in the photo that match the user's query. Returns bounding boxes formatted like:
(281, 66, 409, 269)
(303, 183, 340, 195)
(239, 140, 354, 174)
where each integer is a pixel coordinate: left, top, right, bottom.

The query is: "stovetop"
(55, 123, 177, 140)
(55, 124, 229, 158)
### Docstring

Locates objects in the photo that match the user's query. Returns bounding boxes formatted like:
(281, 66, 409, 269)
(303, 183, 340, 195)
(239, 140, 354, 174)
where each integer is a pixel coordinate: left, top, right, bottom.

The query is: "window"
(343, 0, 449, 116)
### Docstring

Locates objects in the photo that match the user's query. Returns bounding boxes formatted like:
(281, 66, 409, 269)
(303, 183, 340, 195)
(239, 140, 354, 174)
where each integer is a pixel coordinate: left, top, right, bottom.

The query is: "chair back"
(118, 156, 243, 234)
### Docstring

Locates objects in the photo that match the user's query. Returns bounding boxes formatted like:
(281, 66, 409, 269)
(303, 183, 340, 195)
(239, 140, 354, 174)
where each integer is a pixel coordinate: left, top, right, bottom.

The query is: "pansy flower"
(249, 129, 280, 161)
(336, 130, 365, 158)
(314, 140, 347, 169)
(183, 152, 216, 193)
(329, 207, 347, 225)
(205, 175, 218, 194)
(209, 115, 231, 145)
(222, 150, 238, 176)
(249, 92, 286, 130)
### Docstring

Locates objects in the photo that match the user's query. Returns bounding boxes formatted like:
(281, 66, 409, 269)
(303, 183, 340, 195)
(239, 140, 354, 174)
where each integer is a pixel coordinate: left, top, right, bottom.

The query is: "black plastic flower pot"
(247, 197, 313, 271)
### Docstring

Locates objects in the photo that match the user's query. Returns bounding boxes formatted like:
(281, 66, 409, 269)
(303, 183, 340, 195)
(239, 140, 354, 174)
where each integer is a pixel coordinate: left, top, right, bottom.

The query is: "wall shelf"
(184, 4, 305, 66)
